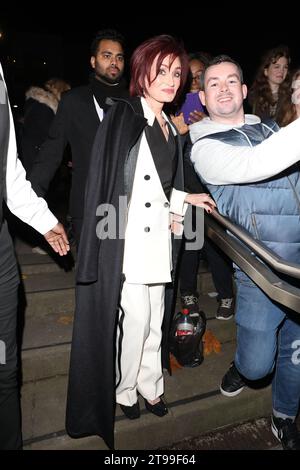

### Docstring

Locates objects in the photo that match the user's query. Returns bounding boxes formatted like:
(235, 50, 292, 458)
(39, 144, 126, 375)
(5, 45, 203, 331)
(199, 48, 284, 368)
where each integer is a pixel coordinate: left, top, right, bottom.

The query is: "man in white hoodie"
(0, 63, 69, 449)
(190, 55, 300, 450)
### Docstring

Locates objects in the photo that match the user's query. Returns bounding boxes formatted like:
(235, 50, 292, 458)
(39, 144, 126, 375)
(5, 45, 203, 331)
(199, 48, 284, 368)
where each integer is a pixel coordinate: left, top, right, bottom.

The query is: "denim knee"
(236, 356, 274, 381)
(235, 326, 276, 380)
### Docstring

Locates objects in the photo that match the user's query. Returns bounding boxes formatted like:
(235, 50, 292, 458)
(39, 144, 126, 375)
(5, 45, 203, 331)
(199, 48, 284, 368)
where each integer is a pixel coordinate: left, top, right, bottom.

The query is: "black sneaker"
(181, 292, 199, 315)
(220, 362, 245, 397)
(271, 415, 300, 450)
(216, 297, 234, 320)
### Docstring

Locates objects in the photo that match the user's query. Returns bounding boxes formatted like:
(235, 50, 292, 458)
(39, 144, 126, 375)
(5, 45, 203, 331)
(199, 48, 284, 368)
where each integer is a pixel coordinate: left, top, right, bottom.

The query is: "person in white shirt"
(190, 54, 300, 451)
(0, 62, 69, 449)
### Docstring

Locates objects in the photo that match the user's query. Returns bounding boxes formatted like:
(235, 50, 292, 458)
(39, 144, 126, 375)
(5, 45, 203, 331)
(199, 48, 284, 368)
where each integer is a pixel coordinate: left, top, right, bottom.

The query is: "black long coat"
(66, 98, 185, 449)
(29, 80, 128, 220)
(21, 91, 56, 173)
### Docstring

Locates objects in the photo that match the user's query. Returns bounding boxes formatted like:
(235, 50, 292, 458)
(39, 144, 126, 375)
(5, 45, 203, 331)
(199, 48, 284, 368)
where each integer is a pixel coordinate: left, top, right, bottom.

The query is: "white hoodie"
(190, 114, 300, 185)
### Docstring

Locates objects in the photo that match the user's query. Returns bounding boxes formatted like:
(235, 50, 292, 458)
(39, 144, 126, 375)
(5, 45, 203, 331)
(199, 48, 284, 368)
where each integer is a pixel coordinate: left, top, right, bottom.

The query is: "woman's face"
(264, 56, 289, 88)
(144, 54, 182, 105)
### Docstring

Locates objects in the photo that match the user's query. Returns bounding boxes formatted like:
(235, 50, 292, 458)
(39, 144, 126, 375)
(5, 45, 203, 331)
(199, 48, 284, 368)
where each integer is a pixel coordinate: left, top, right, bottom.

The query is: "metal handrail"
(210, 210, 300, 279)
(205, 210, 300, 313)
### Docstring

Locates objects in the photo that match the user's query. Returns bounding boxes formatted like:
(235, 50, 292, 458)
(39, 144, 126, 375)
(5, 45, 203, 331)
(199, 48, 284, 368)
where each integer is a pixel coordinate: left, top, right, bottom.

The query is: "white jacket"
(122, 98, 187, 284)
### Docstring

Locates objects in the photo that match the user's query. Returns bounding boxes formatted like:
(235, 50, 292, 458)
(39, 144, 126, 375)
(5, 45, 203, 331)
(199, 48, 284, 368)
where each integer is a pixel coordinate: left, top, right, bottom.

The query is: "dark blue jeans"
(0, 221, 21, 449)
(234, 269, 300, 418)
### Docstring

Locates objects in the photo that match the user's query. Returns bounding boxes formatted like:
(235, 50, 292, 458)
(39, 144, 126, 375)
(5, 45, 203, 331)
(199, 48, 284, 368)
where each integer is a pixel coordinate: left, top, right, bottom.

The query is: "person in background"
(28, 29, 129, 246)
(66, 34, 215, 450)
(0, 62, 69, 450)
(248, 45, 290, 125)
(177, 52, 210, 126)
(190, 54, 300, 450)
(172, 51, 234, 320)
(277, 67, 300, 126)
(18, 78, 70, 254)
(21, 78, 71, 174)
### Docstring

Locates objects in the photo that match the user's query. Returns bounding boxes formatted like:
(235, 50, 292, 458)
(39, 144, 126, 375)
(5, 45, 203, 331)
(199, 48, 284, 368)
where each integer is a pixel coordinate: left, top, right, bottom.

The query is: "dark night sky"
(1, 6, 299, 106)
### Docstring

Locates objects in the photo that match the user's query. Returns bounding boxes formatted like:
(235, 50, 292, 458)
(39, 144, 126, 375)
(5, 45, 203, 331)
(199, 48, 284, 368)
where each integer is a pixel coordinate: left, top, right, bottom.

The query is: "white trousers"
(115, 281, 165, 406)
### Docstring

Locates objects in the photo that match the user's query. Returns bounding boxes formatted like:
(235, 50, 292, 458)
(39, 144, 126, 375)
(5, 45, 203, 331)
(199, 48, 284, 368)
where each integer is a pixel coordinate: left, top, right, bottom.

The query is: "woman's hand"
(184, 193, 216, 213)
(170, 213, 184, 236)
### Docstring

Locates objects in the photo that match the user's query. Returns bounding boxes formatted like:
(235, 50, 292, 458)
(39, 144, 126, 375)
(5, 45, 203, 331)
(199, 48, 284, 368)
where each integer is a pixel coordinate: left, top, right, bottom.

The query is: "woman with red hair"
(66, 34, 215, 449)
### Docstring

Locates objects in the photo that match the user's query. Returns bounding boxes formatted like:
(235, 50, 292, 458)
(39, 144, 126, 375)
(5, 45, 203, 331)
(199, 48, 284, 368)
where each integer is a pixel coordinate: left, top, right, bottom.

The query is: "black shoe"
(220, 362, 245, 397)
(216, 297, 234, 320)
(144, 398, 168, 417)
(271, 415, 300, 450)
(181, 292, 200, 315)
(120, 401, 140, 420)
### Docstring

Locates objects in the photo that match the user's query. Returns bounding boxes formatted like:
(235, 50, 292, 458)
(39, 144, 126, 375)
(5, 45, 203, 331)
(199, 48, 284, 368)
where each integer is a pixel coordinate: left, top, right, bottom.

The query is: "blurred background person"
(277, 67, 300, 126)
(17, 78, 70, 254)
(248, 45, 291, 125)
(21, 78, 71, 173)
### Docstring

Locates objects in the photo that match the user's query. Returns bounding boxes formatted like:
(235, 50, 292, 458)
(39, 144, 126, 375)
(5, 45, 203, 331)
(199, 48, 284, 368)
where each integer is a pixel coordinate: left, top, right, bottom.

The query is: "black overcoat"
(66, 97, 185, 449)
(29, 80, 128, 219)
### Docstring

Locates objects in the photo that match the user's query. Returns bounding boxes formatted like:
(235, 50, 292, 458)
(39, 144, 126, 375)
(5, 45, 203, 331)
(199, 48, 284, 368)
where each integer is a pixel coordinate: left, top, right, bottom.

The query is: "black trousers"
(179, 236, 234, 299)
(0, 221, 22, 450)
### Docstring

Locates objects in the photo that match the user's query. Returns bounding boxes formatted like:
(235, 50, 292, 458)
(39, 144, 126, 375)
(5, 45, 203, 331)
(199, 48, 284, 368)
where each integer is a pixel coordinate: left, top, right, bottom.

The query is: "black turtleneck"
(90, 76, 129, 112)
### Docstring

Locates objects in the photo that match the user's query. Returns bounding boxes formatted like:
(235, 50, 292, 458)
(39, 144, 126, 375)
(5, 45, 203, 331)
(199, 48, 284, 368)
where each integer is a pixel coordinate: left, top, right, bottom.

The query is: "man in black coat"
(29, 29, 129, 245)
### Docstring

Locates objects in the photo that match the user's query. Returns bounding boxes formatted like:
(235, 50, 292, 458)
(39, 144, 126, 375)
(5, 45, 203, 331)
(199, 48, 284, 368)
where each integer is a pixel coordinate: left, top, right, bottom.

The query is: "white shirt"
(1, 62, 57, 234)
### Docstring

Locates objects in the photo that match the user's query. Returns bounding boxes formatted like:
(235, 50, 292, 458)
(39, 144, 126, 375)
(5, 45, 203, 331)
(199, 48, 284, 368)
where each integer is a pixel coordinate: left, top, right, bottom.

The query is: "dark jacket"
(66, 97, 184, 449)
(29, 78, 128, 221)
(21, 87, 58, 173)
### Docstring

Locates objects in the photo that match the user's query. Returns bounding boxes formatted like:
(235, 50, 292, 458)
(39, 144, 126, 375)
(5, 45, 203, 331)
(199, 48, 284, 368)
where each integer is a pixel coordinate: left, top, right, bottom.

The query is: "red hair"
(129, 35, 189, 102)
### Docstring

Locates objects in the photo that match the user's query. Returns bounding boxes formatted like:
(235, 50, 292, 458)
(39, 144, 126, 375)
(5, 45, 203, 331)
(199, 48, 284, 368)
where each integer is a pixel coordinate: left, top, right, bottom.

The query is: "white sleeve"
(169, 188, 188, 216)
(5, 94, 58, 234)
(191, 117, 300, 185)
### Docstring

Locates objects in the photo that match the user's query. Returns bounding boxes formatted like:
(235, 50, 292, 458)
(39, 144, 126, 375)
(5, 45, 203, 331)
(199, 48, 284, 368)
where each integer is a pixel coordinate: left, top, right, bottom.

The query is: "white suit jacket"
(122, 98, 187, 284)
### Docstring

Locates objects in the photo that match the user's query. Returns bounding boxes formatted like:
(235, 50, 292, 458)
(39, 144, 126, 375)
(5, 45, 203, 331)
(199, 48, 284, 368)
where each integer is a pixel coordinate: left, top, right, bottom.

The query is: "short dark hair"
(200, 54, 244, 90)
(188, 51, 212, 67)
(90, 29, 125, 57)
(129, 34, 189, 100)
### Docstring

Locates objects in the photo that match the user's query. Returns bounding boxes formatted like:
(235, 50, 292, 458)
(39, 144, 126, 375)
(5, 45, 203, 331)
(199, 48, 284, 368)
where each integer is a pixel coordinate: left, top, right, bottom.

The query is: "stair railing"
(204, 210, 300, 313)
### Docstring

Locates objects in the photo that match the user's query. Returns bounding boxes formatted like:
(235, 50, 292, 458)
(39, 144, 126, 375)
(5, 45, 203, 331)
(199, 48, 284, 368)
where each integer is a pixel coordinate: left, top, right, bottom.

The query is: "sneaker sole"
(219, 385, 244, 397)
(215, 314, 233, 321)
(271, 419, 280, 442)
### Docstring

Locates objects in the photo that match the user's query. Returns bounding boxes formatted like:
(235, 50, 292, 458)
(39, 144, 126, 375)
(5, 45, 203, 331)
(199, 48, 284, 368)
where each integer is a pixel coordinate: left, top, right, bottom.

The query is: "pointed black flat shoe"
(120, 401, 140, 420)
(144, 398, 168, 417)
